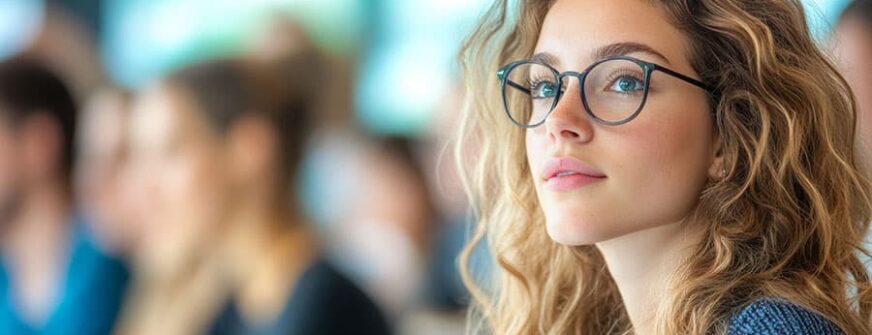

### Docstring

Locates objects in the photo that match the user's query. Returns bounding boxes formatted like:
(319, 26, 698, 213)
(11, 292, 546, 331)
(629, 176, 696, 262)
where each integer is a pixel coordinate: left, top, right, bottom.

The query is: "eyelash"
(604, 70, 644, 84)
(525, 69, 649, 94)
(528, 75, 555, 88)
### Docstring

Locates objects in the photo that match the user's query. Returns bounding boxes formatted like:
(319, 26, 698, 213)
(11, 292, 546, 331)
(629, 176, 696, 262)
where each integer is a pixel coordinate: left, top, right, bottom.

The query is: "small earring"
(720, 168, 727, 179)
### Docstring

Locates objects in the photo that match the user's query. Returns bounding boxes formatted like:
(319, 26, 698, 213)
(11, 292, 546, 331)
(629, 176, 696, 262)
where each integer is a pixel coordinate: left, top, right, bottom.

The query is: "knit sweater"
(726, 299, 842, 335)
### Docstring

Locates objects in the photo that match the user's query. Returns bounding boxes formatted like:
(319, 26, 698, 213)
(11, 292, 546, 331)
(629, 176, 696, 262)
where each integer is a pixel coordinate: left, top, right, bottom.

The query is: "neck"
(596, 220, 702, 335)
(223, 186, 304, 271)
(0, 178, 72, 325)
(221, 190, 315, 323)
(2, 179, 71, 255)
(225, 200, 298, 275)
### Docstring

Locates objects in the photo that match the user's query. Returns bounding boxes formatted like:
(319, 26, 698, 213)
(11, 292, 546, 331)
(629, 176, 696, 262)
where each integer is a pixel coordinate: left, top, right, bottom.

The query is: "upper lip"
(542, 157, 606, 181)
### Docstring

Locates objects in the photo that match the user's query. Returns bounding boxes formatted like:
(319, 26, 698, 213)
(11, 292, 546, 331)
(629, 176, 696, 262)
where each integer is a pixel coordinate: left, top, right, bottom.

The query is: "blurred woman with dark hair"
(0, 57, 129, 335)
(120, 54, 391, 335)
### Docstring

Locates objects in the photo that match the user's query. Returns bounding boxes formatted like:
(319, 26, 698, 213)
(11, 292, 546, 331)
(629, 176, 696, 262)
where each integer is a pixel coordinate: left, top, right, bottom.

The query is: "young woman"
(120, 55, 391, 334)
(457, 0, 872, 334)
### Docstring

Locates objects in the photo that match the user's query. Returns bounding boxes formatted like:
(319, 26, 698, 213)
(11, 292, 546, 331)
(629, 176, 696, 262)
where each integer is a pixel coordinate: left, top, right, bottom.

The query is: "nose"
(542, 78, 593, 144)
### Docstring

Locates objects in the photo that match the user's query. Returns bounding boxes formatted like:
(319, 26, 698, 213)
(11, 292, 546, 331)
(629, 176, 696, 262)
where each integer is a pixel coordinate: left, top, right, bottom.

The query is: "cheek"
(164, 156, 204, 203)
(526, 101, 713, 245)
(162, 151, 224, 219)
(146, 151, 225, 257)
(525, 129, 546, 177)
(625, 129, 707, 185)
(613, 106, 713, 222)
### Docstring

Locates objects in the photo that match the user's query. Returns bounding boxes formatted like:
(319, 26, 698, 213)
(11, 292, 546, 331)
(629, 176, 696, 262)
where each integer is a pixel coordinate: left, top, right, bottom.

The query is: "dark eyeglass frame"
(496, 55, 716, 127)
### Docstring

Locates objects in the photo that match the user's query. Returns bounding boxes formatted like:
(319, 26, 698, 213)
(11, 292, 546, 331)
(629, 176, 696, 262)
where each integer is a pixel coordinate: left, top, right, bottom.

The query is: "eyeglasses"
(497, 56, 714, 128)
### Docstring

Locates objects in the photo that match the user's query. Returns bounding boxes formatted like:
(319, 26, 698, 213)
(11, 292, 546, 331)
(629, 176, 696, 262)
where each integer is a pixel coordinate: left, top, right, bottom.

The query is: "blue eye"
(608, 75, 644, 93)
(531, 80, 559, 99)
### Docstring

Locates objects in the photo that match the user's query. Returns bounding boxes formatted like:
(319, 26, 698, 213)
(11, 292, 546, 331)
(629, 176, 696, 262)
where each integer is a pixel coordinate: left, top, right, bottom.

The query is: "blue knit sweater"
(726, 299, 842, 335)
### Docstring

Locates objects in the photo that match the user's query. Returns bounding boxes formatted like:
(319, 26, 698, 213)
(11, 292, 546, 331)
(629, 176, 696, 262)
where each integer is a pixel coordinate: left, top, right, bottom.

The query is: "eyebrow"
(594, 42, 671, 64)
(530, 52, 559, 66)
(530, 42, 672, 68)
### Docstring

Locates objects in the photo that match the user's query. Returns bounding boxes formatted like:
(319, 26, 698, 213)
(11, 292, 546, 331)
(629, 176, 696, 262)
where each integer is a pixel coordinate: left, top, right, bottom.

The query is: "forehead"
(130, 85, 188, 145)
(535, 0, 690, 70)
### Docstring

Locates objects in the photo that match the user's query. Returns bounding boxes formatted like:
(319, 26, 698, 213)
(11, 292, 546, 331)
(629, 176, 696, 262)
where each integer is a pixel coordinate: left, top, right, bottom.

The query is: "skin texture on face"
(128, 83, 229, 274)
(0, 111, 62, 223)
(834, 18, 872, 173)
(525, 0, 717, 245)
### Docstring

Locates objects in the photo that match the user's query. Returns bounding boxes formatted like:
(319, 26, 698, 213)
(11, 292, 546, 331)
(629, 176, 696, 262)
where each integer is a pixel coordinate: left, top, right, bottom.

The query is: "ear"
(225, 113, 277, 184)
(707, 132, 726, 180)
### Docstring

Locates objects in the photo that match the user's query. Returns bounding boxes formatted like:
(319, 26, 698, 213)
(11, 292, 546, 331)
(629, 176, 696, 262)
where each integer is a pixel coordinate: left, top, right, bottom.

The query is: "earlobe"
(707, 135, 726, 180)
(708, 156, 726, 180)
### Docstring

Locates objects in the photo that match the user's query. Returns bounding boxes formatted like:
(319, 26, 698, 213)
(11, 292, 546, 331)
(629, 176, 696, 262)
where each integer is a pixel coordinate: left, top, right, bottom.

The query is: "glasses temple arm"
(653, 66, 715, 93)
(504, 79, 531, 95)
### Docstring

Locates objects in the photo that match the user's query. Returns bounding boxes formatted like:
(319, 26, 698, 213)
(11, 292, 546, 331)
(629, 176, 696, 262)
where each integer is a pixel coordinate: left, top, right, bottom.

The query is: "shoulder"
(68, 218, 130, 283)
(284, 259, 392, 335)
(292, 260, 372, 305)
(726, 298, 842, 335)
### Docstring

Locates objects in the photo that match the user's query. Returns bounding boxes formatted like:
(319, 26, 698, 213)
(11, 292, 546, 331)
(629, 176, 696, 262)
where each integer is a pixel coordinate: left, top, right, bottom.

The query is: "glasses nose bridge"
(556, 71, 585, 97)
(557, 71, 584, 86)
(554, 70, 585, 103)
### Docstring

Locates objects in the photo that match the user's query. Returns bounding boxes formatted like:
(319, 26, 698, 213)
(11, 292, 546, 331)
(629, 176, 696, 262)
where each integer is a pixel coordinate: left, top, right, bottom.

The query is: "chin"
(544, 214, 621, 246)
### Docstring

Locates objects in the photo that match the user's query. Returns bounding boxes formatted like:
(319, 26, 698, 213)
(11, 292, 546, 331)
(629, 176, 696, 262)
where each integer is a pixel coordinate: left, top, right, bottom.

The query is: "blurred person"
(422, 83, 483, 312)
(120, 55, 391, 335)
(0, 58, 129, 335)
(390, 84, 491, 335)
(246, 14, 316, 63)
(246, 14, 356, 129)
(834, 0, 872, 174)
(458, 0, 871, 334)
(331, 136, 440, 321)
(75, 87, 138, 255)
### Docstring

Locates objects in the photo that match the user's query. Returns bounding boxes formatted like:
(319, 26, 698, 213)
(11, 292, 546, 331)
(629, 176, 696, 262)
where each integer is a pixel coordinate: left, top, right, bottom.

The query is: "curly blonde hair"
(456, 0, 872, 334)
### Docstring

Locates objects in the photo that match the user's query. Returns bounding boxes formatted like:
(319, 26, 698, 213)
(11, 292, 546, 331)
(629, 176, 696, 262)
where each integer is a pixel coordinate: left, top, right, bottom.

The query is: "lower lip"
(545, 174, 605, 191)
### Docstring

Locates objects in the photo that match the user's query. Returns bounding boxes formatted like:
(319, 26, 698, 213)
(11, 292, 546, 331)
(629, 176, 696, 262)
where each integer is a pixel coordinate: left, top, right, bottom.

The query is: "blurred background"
(0, 0, 866, 334)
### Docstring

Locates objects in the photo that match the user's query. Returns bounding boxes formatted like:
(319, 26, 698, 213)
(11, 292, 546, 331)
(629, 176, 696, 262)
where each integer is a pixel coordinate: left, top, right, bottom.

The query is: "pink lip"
(542, 157, 606, 191)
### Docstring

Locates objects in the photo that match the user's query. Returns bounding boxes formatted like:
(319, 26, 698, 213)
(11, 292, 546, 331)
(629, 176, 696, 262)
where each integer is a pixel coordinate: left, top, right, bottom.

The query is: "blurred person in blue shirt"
(0, 57, 129, 335)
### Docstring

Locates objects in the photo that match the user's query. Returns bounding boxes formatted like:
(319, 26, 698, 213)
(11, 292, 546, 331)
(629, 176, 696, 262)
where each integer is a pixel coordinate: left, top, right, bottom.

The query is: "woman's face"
(525, 0, 717, 245)
(128, 83, 229, 272)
